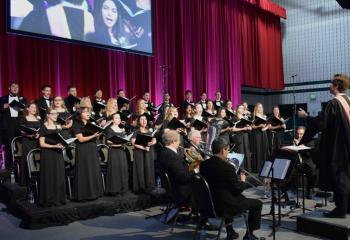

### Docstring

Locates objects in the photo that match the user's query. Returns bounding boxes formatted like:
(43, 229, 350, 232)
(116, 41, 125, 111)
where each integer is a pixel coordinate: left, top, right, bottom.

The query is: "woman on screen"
(87, 0, 134, 48)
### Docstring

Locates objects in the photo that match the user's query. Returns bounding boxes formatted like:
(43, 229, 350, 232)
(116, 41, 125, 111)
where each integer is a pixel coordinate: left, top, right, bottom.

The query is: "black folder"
(192, 119, 208, 130)
(82, 121, 112, 134)
(90, 113, 105, 124)
(225, 109, 235, 118)
(119, 111, 133, 122)
(9, 100, 25, 110)
(19, 125, 40, 135)
(117, 96, 136, 107)
(93, 101, 106, 112)
(57, 112, 73, 125)
(147, 103, 162, 112)
(134, 130, 158, 147)
(267, 116, 285, 126)
(107, 133, 134, 144)
(45, 132, 76, 146)
(234, 118, 252, 128)
(167, 117, 187, 130)
(253, 116, 267, 125)
(202, 110, 216, 118)
(66, 95, 80, 105)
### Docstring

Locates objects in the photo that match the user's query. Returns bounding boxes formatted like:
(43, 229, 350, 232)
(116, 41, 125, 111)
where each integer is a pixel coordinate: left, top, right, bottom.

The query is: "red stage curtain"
(0, 0, 284, 106)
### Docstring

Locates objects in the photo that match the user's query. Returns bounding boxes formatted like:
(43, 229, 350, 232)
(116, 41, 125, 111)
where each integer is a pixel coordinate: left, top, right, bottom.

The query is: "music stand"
(260, 158, 293, 240)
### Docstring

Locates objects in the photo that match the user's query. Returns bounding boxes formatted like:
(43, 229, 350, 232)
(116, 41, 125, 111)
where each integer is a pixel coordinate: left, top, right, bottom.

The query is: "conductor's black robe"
(305, 97, 350, 193)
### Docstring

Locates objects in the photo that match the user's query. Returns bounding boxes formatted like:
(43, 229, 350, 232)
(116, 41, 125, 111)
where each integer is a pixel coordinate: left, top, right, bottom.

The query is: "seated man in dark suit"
(159, 130, 216, 230)
(200, 138, 264, 240)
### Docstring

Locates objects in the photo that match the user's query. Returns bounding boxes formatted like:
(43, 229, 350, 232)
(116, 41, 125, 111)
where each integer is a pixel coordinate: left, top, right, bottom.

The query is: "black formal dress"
(19, 117, 40, 186)
(200, 156, 262, 231)
(250, 126, 270, 173)
(0, 95, 27, 167)
(105, 128, 129, 195)
(232, 117, 252, 172)
(72, 121, 103, 201)
(132, 130, 155, 193)
(39, 126, 66, 207)
(159, 147, 193, 206)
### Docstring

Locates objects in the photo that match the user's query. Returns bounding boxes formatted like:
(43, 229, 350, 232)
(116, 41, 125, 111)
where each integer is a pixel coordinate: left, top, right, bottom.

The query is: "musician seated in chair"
(293, 126, 317, 199)
(185, 130, 205, 171)
(200, 138, 264, 240)
(159, 130, 217, 230)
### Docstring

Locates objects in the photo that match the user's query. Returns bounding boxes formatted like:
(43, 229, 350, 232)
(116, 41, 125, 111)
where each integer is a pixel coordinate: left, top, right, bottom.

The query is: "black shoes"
(323, 209, 346, 218)
(226, 229, 239, 240)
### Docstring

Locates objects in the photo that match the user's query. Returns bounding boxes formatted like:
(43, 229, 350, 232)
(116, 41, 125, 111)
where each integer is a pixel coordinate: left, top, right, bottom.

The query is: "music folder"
(167, 117, 186, 130)
(93, 101, 106, 112)
(281, 145, 311, 152)
(9, 100, 25, 110)
(223, 117, 235, 127)
(253, 116, 267, 125)
(192, 119, 207, 131)
(202, 110, 216, 118)
(20, 125, 40, 135)
(44, 132, 77, 146)
(57, 112, 73, 125)
(117, 96, 136, 106)
(82, 121, 112, 135)
(267, 116, 285, 126)
(134, 130, 158, 146)
(260, 158, 291, 180)
(225, 109, 235, 118)
(107, 133, 134, 144)
(147, 103, 162, 112)
(234, 118, 252, 128)
(90, 113, 105, 124)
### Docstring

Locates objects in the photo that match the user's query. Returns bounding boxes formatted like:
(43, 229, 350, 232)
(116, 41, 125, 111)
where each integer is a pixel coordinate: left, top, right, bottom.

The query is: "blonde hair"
(136, 99, 146, 116)
(106, 98, 118, 117)
(165, 107, 178, 121)
(253, 102, 263, 117)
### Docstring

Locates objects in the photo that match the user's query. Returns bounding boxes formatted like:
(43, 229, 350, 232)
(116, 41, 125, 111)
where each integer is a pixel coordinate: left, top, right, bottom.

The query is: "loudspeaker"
(336, 0, 350, 9)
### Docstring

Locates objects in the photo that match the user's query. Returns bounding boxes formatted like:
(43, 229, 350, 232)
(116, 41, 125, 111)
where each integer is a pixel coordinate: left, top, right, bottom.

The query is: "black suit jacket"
(0, 95, 27, 123)
(36, 97, 51, 119)
(159, 147, 192, 205)
(200, 156, 249, 215)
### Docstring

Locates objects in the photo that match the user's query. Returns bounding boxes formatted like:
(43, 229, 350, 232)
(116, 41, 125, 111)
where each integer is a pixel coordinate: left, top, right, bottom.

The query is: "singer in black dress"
(19, 102, 41, 186)
(267, 106, 286, 155)
(131, 115, 157, 193)
(72, 107, 103, 201)
(232, 105, 253, 172)
(250, 103, 270, 173)
(105, 113, 129, 195)
(38, 108, 66, 207)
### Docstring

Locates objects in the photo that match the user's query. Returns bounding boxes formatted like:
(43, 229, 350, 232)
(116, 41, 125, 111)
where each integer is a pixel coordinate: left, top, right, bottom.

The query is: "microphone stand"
(291, 75, 297, 136)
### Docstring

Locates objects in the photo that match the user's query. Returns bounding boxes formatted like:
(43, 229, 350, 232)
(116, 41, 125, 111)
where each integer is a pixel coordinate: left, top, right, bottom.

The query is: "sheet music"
(282, 145, 311, 152)
(269, 159, 291, 180)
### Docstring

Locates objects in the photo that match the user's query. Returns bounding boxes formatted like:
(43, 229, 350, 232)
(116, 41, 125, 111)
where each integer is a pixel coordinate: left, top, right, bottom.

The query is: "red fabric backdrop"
(0, 0, 284, 106)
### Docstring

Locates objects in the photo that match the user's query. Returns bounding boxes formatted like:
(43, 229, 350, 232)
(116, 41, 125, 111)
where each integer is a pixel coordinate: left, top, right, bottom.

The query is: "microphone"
(284, 129, 294, 133)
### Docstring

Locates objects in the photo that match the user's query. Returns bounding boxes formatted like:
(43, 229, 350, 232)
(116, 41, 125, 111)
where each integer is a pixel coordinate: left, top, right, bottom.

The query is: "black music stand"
(260, 158, 293, 240)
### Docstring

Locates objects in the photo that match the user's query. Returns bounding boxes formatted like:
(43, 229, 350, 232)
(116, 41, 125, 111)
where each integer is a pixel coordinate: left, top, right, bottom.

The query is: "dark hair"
(185, 90, 192, 95)
(332, 74, 350, 92)
(41, 85, 51, 91)
(9, 82, 19, 87)
(117, 89, 124, 95)
(23, 101, 39, 118)
(212, 138, 229, 154)
(67, 85, 76, 91)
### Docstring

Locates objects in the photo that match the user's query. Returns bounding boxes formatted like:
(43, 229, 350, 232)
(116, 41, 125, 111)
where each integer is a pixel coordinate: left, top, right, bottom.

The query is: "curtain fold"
(0, 0, 284, 106)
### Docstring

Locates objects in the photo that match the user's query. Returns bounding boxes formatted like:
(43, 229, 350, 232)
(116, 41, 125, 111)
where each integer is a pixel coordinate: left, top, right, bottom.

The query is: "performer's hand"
(240, 172, 246, 182)
(56, 143, 64, 149)
(144, 146, 150, 152)
(298, 108, 308, 118)
(3, 103, 9, 109)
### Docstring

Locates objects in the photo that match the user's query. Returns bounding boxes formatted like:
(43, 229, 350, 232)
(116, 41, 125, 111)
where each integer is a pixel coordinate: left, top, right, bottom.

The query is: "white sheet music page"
(282, 145, 311, 152)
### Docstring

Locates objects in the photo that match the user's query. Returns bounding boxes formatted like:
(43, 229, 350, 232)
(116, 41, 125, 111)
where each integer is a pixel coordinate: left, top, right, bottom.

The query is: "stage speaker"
(336, 0, 350, 9)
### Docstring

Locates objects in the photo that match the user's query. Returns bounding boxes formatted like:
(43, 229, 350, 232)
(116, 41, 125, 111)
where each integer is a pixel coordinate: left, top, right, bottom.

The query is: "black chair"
(159, 170, 182, 232)
(190, 173, 250, 240)
(11, 136, 23, 180)
(26, 148, 41, 201)
(97, 144, 109, 192)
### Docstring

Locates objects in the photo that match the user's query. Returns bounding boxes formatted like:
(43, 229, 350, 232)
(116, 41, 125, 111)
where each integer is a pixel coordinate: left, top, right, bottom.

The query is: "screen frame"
(6, 0, 154, 56)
